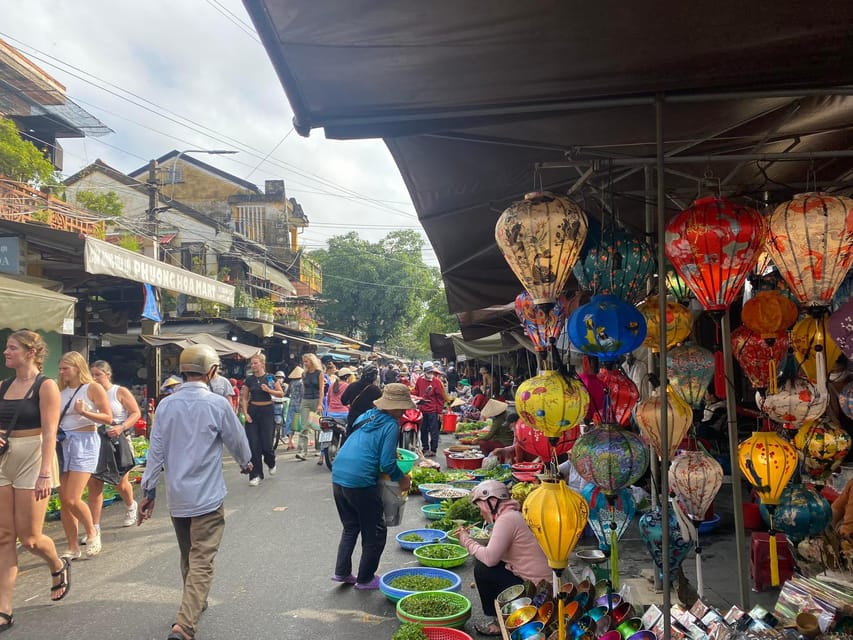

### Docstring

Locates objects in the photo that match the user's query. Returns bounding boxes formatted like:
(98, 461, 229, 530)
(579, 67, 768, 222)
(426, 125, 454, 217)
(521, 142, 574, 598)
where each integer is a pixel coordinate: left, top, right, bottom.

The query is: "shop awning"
(430, 332, 528, 361)
(140, 332, 261, 359)
(275, 330, 328, 347)
(0, 273, 76, 334)
(242, 257, 296, 295)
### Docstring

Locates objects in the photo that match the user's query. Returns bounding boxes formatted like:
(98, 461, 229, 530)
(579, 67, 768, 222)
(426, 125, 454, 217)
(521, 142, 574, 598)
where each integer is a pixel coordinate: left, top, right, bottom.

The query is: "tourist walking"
(296, 354, 324, 461)
(412, 361, 450, 457)
(284, 366, 304, 451)
(340, 363, 381, 436)
(240, 353, 283, 485)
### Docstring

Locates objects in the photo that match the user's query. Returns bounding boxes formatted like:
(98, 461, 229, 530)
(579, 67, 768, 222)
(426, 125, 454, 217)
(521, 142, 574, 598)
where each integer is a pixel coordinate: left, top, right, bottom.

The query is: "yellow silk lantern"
(495, 191, 589, 306)
(516, 369, 590, 439)
(636, 295, 692, 353)
(791, 314, 840, 393)
(794, 416, 852, 481)
(634, 386, 693, 460)
(741, 291, 798, 339)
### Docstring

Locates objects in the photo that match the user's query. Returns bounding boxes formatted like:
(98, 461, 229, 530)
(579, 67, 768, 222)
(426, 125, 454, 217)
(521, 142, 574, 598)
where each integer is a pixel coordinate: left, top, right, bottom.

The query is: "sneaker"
(331, 574, 357, 585)
(85, 534, 102, 557)
(268, 466, 277, 476)
(123, 501, 138, 527)
(248, 477, 261, 487)
(353, 576, 381, 590)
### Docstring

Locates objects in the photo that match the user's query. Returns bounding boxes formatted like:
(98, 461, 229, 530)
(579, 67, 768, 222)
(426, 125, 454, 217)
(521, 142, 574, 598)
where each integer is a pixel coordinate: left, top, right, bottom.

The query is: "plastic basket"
(422, 504, 447, 521)
(397, 448, 419, 473)
(380, 567, 461, 602)
(425, 488, 471, 505)
(423, 627, 474, 640)
(419, 483, 451, 498)
(414, 544, 469, 568)
(396, 528, 448, 551)
(396, 590, 472, 629)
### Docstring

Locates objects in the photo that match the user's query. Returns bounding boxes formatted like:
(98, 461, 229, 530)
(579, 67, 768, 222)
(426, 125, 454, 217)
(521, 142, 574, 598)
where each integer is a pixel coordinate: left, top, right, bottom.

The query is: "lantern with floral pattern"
(636, 295, 692, 353)
(573, 227, 656, 304)
(669, 450, 723, 521)
(634, 386, 694, 460)
(667, 343, 715, 409)
(793, 416, 852, 482)
(757, 377, 827, 431)
(595, 367, 640, 426)
(516, 369, 590, 439)
(731, 326, 790, 391)
(515, 291, 571, 352)
(567, 295, 647, 363)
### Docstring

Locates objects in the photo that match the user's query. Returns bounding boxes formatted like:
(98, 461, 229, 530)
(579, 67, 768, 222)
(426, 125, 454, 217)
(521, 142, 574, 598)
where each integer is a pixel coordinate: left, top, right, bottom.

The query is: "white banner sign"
(84, 237, 235, 306)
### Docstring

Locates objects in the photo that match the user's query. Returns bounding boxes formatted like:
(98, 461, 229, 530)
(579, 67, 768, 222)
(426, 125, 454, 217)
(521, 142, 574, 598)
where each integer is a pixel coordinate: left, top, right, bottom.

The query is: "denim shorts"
(60, 429, 99, 473)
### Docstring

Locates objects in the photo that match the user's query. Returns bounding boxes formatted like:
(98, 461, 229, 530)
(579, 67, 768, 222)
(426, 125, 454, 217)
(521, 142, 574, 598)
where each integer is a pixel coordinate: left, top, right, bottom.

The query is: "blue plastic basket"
(380, 567, 462, 603)
(397, 528, 449, 551)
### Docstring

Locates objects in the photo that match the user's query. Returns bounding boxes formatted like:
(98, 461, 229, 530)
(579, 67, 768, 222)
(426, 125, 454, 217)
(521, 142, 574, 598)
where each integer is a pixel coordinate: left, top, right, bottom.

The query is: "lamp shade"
(731, 326, 789, 390)
(667, 343, 715, 409)
(664, 196, 766, 312)
(567, 294, 647, 363)
(636, 295, 692, 353)
(790, 314, 841, 385)
(757, 378, 827, 431)
(516, 369, 590, 439)
(669, 450, 723, 521)
(595, 367, 640, 426)
(573, 227, 656, 304)
(522, 479, 589, 571)
(741, 290, 799, 338)
(495, 191, 588, 305)
(634, 387, 693, 460)
(582, 484, 636, 552)
(758, 484, 831, 543)
(638, 506, 695, 585)
(793, 416, 852, 481)
(570, 423, 649, 495)
(515, 291, 571, 351)
(515, 418, 578, 458)
(738, 431, 798, 506)
(765, 192, 853, 310)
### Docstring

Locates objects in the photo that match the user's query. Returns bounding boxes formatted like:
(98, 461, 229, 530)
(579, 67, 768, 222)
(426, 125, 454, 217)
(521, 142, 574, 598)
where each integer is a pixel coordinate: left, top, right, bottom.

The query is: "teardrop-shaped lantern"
(669, 450, 723, 521)
(765, 193, 853, 311)
(577, 371, 606, 423)
(741, 290, 799, 339)
(664, 196, 766, 312)
(636, 295, 692, 353)
(791, 314, 841, 387)
(495, 191, 589, 305)
(516, 369, 590, 439)
(667, 343, 715, 409)
(570, 423, 649, 495)
(758, 378, 827, 431)
(573, 227, 656, 304)
(793, 416, 852, 481)
(515, 292, 571, 351)
(567, 294, 647, 363)
(522, 479, 589, 571)
(738, 431, 798, 506)
(638, 506, 695, 585)
(595, 367, 639, 426)
(758, 483, 831, 543)
(634, 386, 693, 460)
(731, 326, 789, 390)
(582, 483, 636, 552)
(828, 297, 853, 360)
(515, 419, 579, 458)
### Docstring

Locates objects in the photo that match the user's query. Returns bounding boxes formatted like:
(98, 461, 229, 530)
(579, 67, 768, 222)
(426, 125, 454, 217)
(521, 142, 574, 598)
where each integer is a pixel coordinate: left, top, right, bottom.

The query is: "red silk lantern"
(515, 419, 578, 458)
(731, 326, 789, 391)
(595, 367, 639, 426)
(741, 291, 798, 338)
(664, 196, 766, 312)
(577, 372, 606, 423)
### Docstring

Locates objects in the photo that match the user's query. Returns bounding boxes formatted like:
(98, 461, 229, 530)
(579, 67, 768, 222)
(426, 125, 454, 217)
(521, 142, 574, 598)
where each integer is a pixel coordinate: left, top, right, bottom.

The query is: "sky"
(1, 0, 438, 266)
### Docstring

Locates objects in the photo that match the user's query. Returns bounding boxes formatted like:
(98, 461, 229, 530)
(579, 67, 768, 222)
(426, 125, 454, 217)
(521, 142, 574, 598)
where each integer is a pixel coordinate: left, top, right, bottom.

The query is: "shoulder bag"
(55, 386, 82, 471)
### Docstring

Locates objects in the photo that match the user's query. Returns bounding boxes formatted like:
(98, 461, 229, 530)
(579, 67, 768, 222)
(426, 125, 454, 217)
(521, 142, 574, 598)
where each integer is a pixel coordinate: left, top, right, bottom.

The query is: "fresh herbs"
(391, 622, 428, 640)
(389, 574, 453, 591)
(400, 533, 425, 542)
(399, 592, 467, 618)
(417, 544, 466, 560)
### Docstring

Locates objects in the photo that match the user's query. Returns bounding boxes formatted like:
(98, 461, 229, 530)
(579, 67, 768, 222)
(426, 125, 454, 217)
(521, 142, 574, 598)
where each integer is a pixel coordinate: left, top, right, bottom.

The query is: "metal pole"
(547, 148, 853, 167)
(145, 159, 162, 403)
(721, 311, 751, 608)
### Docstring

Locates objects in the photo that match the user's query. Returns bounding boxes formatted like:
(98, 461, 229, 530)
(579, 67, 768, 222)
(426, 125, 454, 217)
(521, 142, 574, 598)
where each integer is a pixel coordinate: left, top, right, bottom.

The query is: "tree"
(0, 117, 59, 187)
(75, 189, 124, 217)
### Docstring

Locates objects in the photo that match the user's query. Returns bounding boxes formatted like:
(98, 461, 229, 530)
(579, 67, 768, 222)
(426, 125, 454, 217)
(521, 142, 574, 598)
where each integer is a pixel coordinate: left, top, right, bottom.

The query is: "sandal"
(473, 621, 502, 637)
(0, 612, 12, 634)
(167, 623, 192, 640)
(50, 557, 71, 601)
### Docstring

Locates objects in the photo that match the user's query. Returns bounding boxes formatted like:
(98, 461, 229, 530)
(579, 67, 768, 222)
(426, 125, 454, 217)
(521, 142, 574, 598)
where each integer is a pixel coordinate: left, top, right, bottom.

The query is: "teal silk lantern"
(573, 227, 656, 304)
(567, 295, 647, 363)
(667, 343, 715, 409)
(759, 484, 831, 543)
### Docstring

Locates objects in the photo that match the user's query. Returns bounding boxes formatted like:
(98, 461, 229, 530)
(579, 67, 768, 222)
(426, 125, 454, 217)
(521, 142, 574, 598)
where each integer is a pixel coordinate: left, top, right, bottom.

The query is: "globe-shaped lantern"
(738, 431, 798, 507)
(667, 343, 715, 410)
(515, 369, 590, 439)
(522, 479, 588, 572)
(758, 378, 827, 431)
(839, 381, 853, 421)
(495, 191, 589, 306)
(515, 419, 579, 458)
(573, 227, 656, 304)
(577, 371, 606, 423)
(741, 290, 799, 339)
(669, 450, 723, 521)
(634, 386, 693, 460)
(567, 294, 647, 363)
(664, 196, 766, 312)
(731, 326, 789, 390)
(794, 416, 852, 482)
(515, 292, 571, 352)
(791, 314, 841, 388)
(758, 484, 831, 543)
(765, 193, 853, 311)
(664, 263, 691, 305)
(595, 367, 639, 426)
(636, 295, 692, 353)
(581, 483, 636, 553)
(570, 423, 649, 495)
(828, 298, 853, 360)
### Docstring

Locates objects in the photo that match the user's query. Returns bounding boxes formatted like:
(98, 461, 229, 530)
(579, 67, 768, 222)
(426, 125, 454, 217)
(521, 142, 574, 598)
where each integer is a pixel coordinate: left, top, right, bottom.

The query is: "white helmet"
(180, 344, 219, 374)
(470, 480, 510, 503)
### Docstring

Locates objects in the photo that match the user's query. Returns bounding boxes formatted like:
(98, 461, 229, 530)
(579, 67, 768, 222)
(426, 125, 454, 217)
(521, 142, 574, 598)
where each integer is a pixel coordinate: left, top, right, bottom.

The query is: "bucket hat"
(374, 383, 416, 411)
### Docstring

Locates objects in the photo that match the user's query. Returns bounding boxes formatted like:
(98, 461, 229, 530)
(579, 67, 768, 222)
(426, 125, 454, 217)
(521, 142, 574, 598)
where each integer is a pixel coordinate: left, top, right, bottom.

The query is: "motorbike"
(398, 406, 423, 453)
(319, 416, 347, 470)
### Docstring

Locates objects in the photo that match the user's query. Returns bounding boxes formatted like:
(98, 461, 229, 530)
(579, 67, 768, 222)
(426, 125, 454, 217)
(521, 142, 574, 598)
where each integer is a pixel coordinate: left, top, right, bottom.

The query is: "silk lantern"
(515, 291, 571, 352)
(840, 381, 853, 421)
(664, 263, 691, 305)
(731, 326, 789, 392)
(516, 369, 590, 439)
(794, 416, 852, 482)
(638, 504, 696, 586)
(577, 371, 606, 424)
(515, 419, 578, 458)
(757, 377, 827, 431)
(495, 191, 589, 306)
(667, 343, 715, 410)
(634, 386, 693, 460)
(567, 294, 647, 363)
(636, 295, 692, 353)
(765, 192, 853, 311)
(571, 424, 650, 495)
(758, 484, 831, 543)
(791, 314, 841, 395)
(595, 367, 639, 426)
(828, 297, 853, 359)
(741, 290, 799, 338)
(581, 484, 636, 553)
(573, 227, 656, 304)
(669, 450, 723, 521)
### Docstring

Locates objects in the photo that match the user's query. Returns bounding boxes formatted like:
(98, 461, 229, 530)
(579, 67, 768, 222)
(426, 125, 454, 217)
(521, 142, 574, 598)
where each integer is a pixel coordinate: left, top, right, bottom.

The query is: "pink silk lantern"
(515, 419, 578, 458)
(578, 372, 606, 423)
(595, 367, 640, 426)
(731, 326, 789, 391)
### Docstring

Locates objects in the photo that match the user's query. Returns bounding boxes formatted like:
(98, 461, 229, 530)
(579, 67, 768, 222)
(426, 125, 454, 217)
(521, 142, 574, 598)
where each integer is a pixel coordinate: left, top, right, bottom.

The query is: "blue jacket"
(331, 408, 402, 487)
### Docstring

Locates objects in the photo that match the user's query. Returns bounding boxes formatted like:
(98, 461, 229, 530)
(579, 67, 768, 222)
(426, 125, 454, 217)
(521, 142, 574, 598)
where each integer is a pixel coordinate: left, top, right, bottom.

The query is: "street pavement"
(10, 433, 778, 639)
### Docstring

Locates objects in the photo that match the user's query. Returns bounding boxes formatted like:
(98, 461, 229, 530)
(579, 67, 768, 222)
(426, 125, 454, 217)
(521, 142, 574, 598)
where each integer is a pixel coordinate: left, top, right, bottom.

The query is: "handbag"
(111, 432, 135, 474)
(93, 425, 122, 485)
(307, 411, 321, 431)
(0, 375, 42, 457)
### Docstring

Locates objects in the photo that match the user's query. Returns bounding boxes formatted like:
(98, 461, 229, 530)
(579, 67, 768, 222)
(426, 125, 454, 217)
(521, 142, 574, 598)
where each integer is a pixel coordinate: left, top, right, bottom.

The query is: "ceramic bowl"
(506, 605, 538, 630)
(536, 601, 554, 625)
(595, 593, 622, 609)
(501, 597, 533, 617)
(611, 602, 634, 625)
(627, 631, 655, 640)
(511, 621, 544, 640)
(497, 584, 526, 606)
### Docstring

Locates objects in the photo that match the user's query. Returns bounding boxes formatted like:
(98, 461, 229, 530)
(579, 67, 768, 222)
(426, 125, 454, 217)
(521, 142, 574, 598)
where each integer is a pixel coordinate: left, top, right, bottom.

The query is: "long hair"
(302, 353, 322, 372)
(59, 351, 95, 390)
(9, 329, 47, 372)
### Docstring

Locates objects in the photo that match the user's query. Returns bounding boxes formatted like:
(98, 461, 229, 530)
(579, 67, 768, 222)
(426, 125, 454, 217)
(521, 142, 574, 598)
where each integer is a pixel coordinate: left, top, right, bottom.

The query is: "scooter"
(398, 406, 423, 453)
(319, 416, 347, 470)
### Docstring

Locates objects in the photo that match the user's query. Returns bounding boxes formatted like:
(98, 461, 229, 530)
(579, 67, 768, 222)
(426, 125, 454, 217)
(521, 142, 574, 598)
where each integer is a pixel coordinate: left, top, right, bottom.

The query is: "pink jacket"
(458, 500, 552, 585)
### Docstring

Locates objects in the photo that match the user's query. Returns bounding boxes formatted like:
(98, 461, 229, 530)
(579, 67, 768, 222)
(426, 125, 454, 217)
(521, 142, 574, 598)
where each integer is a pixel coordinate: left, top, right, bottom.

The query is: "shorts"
(0, 434, 60, 489)
(60, 430, 100, 474)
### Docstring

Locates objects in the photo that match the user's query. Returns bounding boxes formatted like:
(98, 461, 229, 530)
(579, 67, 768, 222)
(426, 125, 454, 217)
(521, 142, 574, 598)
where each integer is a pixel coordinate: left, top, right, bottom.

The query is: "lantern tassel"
(767, 510, 780, 587)
(610, 519, 619, 591)
(714, 349, 726, 399)
(696, 544, 704, 599)
(768, 358, 778, 395)
(815, 345, 828, 398)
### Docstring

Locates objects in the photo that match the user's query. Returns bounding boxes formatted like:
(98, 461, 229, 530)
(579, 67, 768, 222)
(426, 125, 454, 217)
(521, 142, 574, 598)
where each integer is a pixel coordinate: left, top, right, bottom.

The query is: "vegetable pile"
(417, 544, 466, 559)
(399, 593, 466, 618)
(511, 482, 537, 506)
(455, 420, 490, 434)
(391, 623, 428, 640)
(389, 574, 453, 591)
(400, 533, 425, 542)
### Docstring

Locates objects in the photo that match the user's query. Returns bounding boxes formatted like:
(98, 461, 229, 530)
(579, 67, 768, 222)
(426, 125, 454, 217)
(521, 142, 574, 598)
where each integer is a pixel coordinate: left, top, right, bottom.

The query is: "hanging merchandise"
(581, 483, 636, 553)
(790, 314, 841, 395)
(495, 191, 589, 305)
(566, 294, 647, 363)
(758, 377, 827, 432)
(828, 297, 853, 360)
(741, 290, 799, 338)
(636, 295, 692, 353)
(515, 369, 590, 440)
(638, 503, 696, 585)
(832, 270, 853, 311)
(573, 226, 656, 304)
(667, 343, 715, 410)
(594, 367, 639, 426)
(731, 326, 790, 391)
(669, 450, 723, 521)
(793, 416, 852, 482)
(765, 192, 853, 311)
(758, 483, 832, 543)
(663, 261, 691, 305)
(576, 370, 606, 424)
(514, 291, 572, 352)
(515, 418, 578, 458)
(634, 386, 694, 460)
(839, 381, 853, 421)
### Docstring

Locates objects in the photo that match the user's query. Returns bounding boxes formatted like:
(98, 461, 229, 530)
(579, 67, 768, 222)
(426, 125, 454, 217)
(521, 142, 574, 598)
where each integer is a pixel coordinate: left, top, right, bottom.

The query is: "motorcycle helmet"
(470, 479, 510, 503)
(362, 363, 377, 376)
(180, 344, 219, 374)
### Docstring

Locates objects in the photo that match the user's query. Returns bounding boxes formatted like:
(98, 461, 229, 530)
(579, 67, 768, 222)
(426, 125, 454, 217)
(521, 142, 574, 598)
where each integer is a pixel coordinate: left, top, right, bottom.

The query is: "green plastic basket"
(421, 504, 447, 521)
(414, 543, 469, 568)
(397, 448, 419, 473)
(396, 590, 472, 629)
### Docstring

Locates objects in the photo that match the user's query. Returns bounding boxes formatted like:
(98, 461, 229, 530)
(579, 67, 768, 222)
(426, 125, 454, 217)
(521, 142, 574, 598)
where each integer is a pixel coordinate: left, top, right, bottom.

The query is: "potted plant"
(233, 288, 253, 319)
(256, 297, 276, 322)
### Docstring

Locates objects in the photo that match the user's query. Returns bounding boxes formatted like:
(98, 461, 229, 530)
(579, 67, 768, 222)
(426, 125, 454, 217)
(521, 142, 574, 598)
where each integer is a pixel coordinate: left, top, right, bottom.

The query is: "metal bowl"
(506, 605, 538, 630)
(576, 549, 607, 564)
(497, 584, 525, 606)
(501, 597, 532, 617)
(511, 621, 544, 640)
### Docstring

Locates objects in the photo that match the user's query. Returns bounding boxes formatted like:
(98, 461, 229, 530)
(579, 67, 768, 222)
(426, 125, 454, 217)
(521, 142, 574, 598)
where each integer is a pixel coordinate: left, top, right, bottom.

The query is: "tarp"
(246, 1, 853, 316)
(0, 273, 76, 334)
(140, 332, 261, 359)
(430, 331, 528, 361)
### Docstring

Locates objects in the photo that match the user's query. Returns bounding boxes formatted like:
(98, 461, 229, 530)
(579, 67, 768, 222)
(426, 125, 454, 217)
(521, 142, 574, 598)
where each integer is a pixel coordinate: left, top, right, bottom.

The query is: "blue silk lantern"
(567, 295, 647, 363)
(638, 504, 696, 585)
(581, 483, 636, 553)
(573, 227, 657, 304)
(758, 484, 831, 543)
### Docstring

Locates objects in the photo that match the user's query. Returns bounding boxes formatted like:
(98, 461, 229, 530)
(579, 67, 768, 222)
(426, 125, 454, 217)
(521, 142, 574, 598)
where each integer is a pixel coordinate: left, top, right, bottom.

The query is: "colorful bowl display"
(497, 584, 525, 606)
(501, 597, 532, 617)
(422, 504, 447, 521)
(506, 606, 538, 630)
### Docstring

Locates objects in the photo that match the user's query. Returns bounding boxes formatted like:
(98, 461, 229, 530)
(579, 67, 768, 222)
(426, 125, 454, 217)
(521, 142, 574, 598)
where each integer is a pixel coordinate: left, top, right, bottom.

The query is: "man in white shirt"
(139, 344, 252, 640)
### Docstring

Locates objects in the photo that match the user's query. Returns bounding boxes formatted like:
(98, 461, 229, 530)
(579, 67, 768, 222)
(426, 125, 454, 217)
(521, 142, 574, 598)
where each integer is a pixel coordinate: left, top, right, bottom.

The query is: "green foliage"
(255, 297, 275, 314)
(391, 623, 428, 640)
(0, 117, 59, 187)
(75, 189, 124, 217)
(117, 234, 141, 252)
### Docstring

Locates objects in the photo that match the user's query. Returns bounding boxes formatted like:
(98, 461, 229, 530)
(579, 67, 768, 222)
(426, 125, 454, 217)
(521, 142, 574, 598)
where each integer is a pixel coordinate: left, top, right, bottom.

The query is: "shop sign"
(0, 236, 25, 274)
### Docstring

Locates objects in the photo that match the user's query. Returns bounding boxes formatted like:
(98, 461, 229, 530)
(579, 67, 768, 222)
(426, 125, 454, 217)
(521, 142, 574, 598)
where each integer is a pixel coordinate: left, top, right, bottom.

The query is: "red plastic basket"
(444, 451, 484, 470)
(423, 627, 473, 640)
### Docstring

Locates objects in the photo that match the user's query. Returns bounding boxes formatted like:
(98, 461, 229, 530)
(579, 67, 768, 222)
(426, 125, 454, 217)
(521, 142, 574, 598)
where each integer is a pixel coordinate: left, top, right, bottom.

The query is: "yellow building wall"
(165, 160, 255, 201)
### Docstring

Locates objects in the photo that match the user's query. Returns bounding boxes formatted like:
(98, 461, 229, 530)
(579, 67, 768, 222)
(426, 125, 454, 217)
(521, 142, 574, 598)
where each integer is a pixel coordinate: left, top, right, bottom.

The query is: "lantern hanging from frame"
(791, 314, 841, 396)
(567, 294, 647, 363)
(595, 367, 639, 426)
(828, 297, 853, 360)
(581, 483, 636, 554)
(573, 226, 656, 304)
(634, 385, 694, 460)
(664, 261, 691, 305)
(638, 503, 696, 586)
(741, 290, 799, 339)
(793, 416, 852, 482)
(669, 450, 723, 521)
(667, 343, 715, 410)
(758, 483, 832, 543)
(515, 369, 590, 440)
(495, 191, 589, 306)
(636, 295, 692, 353)
(731, 326, 789, 392)
(757, 377, 827, 432)
(577, 371, 606, 424)
(515, 291, 572, 352)
(515, 419, 579, 458)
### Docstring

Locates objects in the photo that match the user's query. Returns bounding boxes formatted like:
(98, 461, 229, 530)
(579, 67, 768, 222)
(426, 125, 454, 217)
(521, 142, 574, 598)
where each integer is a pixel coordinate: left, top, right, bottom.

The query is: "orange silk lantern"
(741, 291, 798, 339)
(634, 386, 693, 460)
(636, 295, 692, 353)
